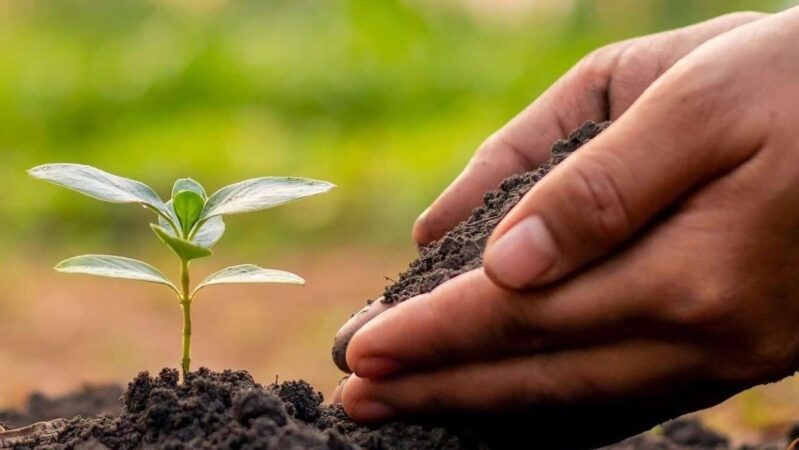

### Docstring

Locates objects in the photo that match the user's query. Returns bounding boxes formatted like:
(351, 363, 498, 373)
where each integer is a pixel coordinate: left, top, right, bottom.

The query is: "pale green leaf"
(200, 177, 335, 220)
(193, 264, 304, 296)
(159, 200, 179, 237)
(28, 163, 171, 218)
(193, 216, 226, 248)
(56, 255, 177, 293)
(151, 224, 212, 261)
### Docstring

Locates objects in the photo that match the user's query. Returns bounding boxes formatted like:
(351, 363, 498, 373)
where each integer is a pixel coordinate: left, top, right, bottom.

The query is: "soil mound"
(41, 368, 480, 450)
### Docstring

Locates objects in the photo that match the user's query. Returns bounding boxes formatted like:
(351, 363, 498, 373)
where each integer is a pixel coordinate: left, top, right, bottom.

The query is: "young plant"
(28, 164, 334, 379)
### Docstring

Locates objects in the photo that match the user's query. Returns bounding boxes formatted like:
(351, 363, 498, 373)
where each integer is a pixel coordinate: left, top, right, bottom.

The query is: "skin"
(333, 7, 799, 444)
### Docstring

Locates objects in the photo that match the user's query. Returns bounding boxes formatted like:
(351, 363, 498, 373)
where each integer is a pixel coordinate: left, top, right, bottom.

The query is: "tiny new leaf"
(172, 178, 206, 200)
(151, 224, 213, 261)
(173, 190, 204, 236)
(160, 202, 225, 249)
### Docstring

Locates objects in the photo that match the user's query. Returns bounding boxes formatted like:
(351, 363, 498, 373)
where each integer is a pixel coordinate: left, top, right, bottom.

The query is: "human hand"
(411, 11, 768, 246)
(332, 10, 767, 373)
(339, 7, 799, 444)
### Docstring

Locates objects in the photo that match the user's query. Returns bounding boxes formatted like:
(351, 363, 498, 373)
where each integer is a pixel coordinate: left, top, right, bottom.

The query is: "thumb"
(483, 57, 763, 289)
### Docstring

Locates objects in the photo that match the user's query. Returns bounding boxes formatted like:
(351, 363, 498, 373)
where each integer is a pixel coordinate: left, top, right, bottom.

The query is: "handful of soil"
(383, 120, 610, 304)
(333, 120, 610, 371)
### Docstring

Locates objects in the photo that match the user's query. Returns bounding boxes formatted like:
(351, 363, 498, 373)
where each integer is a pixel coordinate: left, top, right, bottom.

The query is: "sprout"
(29, 163, 334, 380)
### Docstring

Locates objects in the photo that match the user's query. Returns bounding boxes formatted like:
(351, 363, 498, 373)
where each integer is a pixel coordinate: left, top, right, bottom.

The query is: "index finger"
(412, 62, 613, 244)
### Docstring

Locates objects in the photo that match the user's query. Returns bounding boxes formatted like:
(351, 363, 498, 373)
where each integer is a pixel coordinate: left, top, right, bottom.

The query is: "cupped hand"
(331, 11, 768, 372)
(339, 7, 799, 442)
(411, 11, 767, 246)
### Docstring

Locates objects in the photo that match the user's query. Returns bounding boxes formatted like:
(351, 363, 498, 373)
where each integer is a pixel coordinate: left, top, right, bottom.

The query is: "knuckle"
(719, 11, 768, 24)
(566, 154, 633, 244)
(709, 328, 797, 383)
(419, 387, 448, 413)
(662, 273, 739, 326)
(493, 292, 540, 348)
(424, 291, 457, 355)
(475, 132, 532, 173)
(648, 55, 727, 123)
(521, 358, 577, 404)
(745, 333, 797, 380)
(573, 44, 623, 91)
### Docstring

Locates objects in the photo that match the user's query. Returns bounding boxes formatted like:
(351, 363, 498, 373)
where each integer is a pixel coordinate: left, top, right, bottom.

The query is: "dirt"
(0, 385, 122, 429)
(382, 120, 610, 304)
(25, 368, 487, 449)
(3, 367, 792, 450)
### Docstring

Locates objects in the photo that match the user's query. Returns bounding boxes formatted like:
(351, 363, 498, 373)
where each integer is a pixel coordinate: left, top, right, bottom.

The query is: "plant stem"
(179, 258, 192, 380)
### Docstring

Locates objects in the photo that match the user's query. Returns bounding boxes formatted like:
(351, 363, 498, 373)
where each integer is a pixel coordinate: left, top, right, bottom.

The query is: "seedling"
(28, 164, 334, 379)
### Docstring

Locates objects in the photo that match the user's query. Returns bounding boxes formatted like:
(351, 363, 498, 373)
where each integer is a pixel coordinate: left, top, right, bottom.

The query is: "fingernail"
(332, 299, 392, 373)
(353, 357, 402, 378)
(332, 376, 349, 403)
(485, 215, 557, 288)
(351, 399, 396, 422)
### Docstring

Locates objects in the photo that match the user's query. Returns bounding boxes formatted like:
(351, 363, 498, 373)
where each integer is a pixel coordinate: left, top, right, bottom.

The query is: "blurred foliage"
(0, 0, 791, 256)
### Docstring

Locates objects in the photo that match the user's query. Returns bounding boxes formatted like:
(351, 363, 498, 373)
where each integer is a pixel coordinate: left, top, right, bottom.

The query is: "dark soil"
(0, 384, 122, 429)
(4, 368, 792, 450)
(382, 120, 610, 304)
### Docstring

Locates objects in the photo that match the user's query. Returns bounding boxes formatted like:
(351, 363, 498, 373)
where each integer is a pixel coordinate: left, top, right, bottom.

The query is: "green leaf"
(172, 178, 206, 200)
(151, 224, 212, 261)
(160, 202, 225, 249)
(173, 190, 204, 237)
(193, 264, 304, 296)
(56, 255, 178, 293)
(200, 177, 335, 220)
(28, 163, 171, 218)
(193, 216, 226, 248)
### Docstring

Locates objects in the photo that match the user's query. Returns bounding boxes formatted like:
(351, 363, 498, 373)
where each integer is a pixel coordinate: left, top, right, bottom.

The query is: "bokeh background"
(1, 0, 797, 445)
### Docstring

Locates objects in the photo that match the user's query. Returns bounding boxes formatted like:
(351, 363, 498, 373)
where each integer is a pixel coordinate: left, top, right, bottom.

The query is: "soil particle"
(382, 120, 611, 304)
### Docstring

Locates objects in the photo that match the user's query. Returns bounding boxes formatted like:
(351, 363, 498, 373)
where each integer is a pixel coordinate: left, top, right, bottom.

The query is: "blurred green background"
(2, 0, 798, 444)
(0, 0, 792, 256)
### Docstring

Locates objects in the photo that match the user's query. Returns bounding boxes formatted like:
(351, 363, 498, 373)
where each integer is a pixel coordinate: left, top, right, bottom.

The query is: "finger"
(332, 298, 393, 373)
(342, 339, 704, 423)
(483, 50, 766, 290)
(331, 375, 350, 404)
(345, 257, 666, 378)
(411, 50, 620, 245)
(412, 12, 767, 246)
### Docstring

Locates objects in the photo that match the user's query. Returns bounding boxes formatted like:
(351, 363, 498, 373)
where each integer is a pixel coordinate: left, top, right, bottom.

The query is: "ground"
(0, 245, 797, 447)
